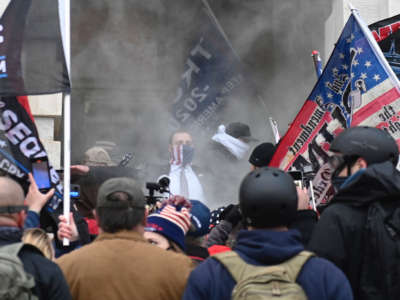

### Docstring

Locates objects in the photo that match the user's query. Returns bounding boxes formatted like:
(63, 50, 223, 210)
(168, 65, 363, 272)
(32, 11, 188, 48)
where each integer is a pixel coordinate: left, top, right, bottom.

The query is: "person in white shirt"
(168, 131, 207, 205)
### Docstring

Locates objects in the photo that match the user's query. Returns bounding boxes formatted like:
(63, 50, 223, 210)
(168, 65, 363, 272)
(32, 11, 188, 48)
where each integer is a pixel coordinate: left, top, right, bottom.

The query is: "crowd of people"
(0, 123, 400, 300)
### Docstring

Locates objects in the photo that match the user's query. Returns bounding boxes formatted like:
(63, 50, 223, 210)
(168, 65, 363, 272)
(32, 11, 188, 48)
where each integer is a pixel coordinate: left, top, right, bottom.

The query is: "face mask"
(182, 144, 195, 165)
(331, 176, 348, 193)
(171, 144, 195, 166)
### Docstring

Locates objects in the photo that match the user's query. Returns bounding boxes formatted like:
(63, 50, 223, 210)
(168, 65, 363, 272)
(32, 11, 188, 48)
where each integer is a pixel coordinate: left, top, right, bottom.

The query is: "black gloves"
(220, 204, 242, 226)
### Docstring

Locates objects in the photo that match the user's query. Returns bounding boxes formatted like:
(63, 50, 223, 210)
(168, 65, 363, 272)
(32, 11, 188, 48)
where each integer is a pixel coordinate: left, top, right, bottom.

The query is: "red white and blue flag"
(270, 10, 400, 204)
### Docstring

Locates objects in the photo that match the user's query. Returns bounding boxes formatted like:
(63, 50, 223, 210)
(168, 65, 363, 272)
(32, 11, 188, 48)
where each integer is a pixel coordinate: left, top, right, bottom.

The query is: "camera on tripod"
(145, 175, 170, 205)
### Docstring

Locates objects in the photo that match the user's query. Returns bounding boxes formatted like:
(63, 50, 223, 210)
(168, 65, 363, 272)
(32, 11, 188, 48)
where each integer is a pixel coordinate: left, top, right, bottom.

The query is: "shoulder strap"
(280, 250, 314, 281)
(0, 242, 25, 257)
(213, 250, 314, 283)
(213, 251, 244, 282)
(213, 251, 287, 282)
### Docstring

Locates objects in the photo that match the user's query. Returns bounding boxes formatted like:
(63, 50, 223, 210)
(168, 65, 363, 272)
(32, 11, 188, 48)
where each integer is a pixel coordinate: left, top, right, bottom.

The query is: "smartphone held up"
(31, 158, 52, 194)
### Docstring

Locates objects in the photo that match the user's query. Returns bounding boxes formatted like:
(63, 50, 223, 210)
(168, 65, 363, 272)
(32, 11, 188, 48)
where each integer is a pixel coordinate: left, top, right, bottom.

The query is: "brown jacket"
(57, 230, 194, 300)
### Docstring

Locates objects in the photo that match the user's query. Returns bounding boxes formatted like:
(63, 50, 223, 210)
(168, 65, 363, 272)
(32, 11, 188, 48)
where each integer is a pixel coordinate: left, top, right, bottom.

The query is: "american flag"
(313, 14, 400, 129)
(270, 10, 400, 204)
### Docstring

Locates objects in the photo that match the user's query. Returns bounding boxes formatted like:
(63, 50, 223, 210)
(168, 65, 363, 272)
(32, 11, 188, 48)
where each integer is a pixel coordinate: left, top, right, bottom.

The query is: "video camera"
(145, 175, 170, 205)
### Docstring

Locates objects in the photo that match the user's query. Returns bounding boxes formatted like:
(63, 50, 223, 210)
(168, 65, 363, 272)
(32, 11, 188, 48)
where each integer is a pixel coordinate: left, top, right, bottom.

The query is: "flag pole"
(201, 0, 275, 139)
(309, 50, 324, 210)
(350, 6, 400, 88)
(311, 50, 323, 78)
(59, 0, 71, 246)
(200, 0, 240, 60)
(268, 117, 281, 144)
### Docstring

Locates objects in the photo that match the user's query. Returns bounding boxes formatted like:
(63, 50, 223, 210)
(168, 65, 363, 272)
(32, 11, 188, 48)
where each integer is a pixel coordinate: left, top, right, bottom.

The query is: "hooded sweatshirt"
(183, 229, 352, 300)
(0, 227, 72, 300)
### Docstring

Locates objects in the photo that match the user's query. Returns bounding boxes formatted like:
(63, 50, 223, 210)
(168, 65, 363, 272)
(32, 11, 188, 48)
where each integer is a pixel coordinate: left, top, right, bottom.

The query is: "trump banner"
(169, 2, 246, 132)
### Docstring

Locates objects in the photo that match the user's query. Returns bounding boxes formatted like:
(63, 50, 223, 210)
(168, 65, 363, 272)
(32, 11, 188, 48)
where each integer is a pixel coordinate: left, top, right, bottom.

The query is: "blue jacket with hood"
(183, 229, 353, 300)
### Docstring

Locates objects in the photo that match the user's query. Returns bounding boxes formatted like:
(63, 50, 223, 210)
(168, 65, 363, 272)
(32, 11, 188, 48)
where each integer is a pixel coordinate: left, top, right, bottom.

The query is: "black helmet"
(239, 167, 298, 228)
(330, 127, 399, 166)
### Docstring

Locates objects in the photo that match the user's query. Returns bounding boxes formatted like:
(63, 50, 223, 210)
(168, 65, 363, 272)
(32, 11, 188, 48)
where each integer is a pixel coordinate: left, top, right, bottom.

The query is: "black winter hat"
(226, 122, 258, 142)
(249, 142, 276, 167)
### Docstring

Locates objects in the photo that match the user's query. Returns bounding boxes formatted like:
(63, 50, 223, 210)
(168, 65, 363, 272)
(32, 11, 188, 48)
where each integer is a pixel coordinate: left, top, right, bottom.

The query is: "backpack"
(0, 242, 38, 300)
(213, 250, 314, 300)
(360, 201, 400, 300)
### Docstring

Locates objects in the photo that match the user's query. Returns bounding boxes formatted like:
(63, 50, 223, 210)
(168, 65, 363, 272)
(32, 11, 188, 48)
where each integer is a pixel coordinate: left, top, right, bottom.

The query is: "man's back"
(57, 230, 193, 300)
(308, 201, 366, 295)
(0, 227, 71, 300)
(308, 161, 400, 299)
(183, 230, 353, 300)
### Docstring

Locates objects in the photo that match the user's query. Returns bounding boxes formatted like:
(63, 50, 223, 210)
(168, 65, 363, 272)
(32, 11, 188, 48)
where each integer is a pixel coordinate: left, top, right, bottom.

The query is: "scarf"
(212, 124, 250, 160)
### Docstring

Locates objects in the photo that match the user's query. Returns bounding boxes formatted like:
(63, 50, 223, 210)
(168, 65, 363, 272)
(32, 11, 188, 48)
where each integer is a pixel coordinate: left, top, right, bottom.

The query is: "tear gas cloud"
(70, 0, 332, 208)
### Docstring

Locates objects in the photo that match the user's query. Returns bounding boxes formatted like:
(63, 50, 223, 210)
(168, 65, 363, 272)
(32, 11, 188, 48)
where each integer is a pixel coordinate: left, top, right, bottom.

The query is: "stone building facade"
(31, 0, 400, 168)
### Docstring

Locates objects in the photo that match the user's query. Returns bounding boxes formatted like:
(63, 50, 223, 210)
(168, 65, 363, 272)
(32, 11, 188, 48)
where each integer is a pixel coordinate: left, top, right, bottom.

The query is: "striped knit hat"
(145, 198, 191, 250)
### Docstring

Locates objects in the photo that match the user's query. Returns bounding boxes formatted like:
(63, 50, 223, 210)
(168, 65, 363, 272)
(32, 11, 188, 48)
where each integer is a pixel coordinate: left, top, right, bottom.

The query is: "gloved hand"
(220, 204, 242, 226)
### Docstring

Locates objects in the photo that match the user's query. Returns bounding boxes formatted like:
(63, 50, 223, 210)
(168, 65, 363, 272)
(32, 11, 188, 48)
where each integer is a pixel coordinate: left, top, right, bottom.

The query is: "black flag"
(0, 97, 63, 210)
(369, 14, 400, 79)
(169, 2, 263, 134)
(0, 0, 70, 96)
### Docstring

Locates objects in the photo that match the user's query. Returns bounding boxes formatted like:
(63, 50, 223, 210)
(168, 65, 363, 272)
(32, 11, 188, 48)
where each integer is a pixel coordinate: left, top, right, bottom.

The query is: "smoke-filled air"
(70, 0, 333, 207)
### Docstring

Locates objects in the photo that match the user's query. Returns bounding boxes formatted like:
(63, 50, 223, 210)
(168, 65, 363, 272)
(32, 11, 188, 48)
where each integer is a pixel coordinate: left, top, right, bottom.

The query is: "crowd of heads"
(0, 125, 399, 299)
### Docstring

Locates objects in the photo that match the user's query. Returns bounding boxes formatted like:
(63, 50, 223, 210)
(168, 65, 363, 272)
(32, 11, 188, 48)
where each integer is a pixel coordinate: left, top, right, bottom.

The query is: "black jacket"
(308, 161, 400, 300)
(72, 166, 139, 218)
(0, 227, 72, 300)
(185, 243, 209, 265)
(289, 210, 318, 245)
(207, 210, 318, 248)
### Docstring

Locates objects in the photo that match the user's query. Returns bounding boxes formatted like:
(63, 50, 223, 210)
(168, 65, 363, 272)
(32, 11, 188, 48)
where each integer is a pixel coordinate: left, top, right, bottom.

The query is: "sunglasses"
(328, 155, 359, 178)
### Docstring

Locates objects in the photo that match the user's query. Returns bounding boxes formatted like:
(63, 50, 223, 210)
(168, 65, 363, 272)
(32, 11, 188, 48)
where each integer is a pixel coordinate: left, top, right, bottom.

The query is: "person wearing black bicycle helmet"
(183, 167, 352, 300)
(309, 126, 400, 300)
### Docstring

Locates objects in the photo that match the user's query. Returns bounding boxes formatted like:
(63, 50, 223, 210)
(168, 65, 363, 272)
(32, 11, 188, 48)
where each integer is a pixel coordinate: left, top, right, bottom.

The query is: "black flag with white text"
(0, 97, 63, 210)
(0, 0, 70, 96)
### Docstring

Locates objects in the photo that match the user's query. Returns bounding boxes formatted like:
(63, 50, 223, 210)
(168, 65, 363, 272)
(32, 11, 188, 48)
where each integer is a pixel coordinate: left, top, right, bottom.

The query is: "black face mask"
(331, 176, 348, 193)
(328, 154, 359, 193)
